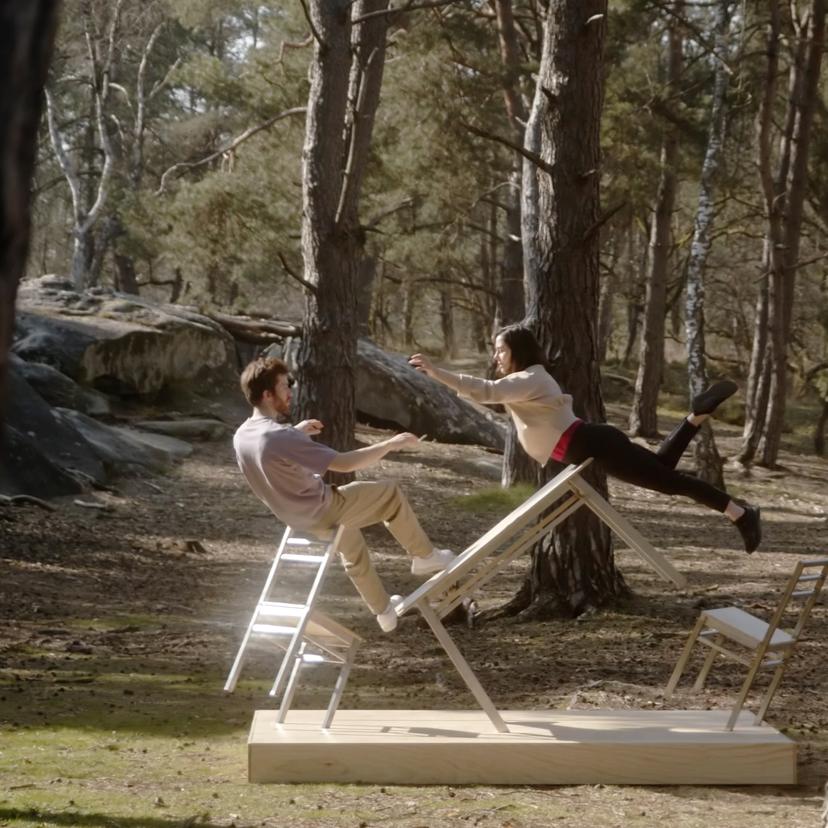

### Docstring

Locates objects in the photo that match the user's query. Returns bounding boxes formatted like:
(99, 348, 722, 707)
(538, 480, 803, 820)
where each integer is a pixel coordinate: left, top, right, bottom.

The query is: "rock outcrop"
(4, 278, 504, 498)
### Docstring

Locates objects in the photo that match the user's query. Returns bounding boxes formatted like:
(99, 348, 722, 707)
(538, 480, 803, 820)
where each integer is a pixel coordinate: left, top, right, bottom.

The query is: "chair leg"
(276, 642, 306, 724)
(322, 643, 358, 730)
(665, 614, 706, 697)
(693, 635, 721, 692)
(725, 651, 767, 731)
(753, 660, 789, 726)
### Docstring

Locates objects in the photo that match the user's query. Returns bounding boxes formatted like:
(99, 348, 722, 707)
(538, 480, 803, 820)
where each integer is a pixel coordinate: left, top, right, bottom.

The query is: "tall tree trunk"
(498, 168, 525, 326)
(630, 6, 683, 438)
(493, 0, 535, 487)
(758, 0, 825, 466)
(622, 218, 646, 366)
(493, 0, 527, 330)
(440, 284, 456, 359)
(296, 1, 389, 471)
(508, 0, 625, 619)
(740, 266, 770, 462)
(597, 236, 618, 363)
(684, 0, 731, 487)
(815, 397, 828, 455)
(402, 274, 415, 349)
(0, 2, 60, 429)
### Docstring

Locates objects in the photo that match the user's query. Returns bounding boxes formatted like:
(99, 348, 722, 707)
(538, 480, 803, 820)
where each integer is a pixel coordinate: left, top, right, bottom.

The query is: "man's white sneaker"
(376, 594, 403, 633)
(411, 547, 456, 576)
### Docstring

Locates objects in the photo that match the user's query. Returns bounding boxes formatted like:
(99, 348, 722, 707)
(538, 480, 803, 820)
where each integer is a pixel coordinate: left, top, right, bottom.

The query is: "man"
(233, 356, 455, 632)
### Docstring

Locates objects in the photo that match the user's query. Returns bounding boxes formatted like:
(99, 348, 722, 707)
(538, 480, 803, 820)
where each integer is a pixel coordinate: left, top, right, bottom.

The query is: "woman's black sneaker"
(692, 380, 738, 415)
(735, 505, 762, 554)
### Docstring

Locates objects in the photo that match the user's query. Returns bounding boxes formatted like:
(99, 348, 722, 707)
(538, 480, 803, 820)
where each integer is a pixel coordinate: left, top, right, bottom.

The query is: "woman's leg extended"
(655, 418, 699, 469)
(655, 380, 739, 469)
(566, 423, 730, 512)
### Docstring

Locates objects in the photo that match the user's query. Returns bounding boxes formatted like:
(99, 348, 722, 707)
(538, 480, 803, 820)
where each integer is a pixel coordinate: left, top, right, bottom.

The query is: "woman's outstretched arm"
(409, 353, 551, 405)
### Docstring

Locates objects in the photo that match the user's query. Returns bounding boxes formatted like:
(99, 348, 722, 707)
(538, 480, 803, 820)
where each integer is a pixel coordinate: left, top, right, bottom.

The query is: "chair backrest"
(763, 558, 828, 647)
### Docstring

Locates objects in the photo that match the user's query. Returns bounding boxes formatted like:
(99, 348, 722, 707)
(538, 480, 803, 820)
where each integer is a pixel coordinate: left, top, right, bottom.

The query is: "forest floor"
(1, 384, 827, 828)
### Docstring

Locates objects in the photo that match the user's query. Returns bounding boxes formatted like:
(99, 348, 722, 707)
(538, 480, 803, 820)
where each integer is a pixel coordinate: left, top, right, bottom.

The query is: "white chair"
(224, 525, 361, 729)
(665, 557, 828, 730)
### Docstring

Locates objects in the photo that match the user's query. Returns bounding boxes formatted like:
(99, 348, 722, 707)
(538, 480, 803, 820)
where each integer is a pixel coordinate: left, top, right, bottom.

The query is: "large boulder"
(5, 366, 107, 486)
(268, 338, 505, 450)
(0, 426, 86, 498)
(356, 340, 504, 449)
(10, 353, 111, 416)
(13, 276, 238, 398)
(57, 409, 192, 472)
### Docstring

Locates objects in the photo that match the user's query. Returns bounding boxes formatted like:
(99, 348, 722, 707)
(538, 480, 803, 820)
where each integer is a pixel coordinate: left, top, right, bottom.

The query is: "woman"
(409, 323, 761, 554)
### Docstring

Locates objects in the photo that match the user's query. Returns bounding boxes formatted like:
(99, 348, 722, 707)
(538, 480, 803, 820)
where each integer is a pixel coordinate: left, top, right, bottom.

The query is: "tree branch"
(43, 88, 83, 224)
(352, 0, 462, 23)
(460, 120, 556, 176)
(299, 0, 324, 47)
(277, 252, 318, 296)
(155, 107, 307, 194)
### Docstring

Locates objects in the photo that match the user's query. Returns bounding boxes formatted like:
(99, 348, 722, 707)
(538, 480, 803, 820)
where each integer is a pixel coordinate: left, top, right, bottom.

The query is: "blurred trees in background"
(27, 0, 828, 468)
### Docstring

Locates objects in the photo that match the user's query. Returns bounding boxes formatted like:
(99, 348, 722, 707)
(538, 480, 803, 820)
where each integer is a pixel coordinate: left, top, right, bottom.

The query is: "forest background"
(1, 2, 828, 824)
(23, 0, 828, 458)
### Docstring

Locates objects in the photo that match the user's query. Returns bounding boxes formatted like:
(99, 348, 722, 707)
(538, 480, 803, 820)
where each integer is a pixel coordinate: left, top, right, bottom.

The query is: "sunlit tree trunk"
(500, 0, 626, 619)
(684, 0, 731, 487)
(296, 1, 389, 481)
(630, 5, 683, 438)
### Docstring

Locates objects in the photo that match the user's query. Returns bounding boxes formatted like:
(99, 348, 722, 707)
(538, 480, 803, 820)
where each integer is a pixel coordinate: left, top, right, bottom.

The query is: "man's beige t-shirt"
(233, 415, 337, 528)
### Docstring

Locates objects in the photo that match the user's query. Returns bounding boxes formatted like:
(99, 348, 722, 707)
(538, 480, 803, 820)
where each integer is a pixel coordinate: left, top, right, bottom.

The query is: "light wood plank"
(248, 708, 796, 785)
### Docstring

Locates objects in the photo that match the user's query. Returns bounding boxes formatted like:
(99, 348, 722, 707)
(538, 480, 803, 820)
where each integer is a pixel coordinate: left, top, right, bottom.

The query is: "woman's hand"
(409, 353, 435, 377)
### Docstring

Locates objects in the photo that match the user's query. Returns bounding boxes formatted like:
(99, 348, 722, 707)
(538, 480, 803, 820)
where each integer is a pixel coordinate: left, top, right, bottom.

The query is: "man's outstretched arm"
(327, 432, 421, 473)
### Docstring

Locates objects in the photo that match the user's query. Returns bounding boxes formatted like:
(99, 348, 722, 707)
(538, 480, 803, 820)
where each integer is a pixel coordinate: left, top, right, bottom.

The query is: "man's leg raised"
(332, 481, 455, 575)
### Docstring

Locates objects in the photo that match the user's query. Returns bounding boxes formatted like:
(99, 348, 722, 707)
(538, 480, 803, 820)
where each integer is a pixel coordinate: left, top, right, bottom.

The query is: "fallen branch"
(0, 494, 57, 512)
(207, 311, 302, 344)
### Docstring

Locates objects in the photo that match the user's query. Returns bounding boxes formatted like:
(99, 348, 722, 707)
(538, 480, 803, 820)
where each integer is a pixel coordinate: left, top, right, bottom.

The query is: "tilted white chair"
(665, 557, 828, 730)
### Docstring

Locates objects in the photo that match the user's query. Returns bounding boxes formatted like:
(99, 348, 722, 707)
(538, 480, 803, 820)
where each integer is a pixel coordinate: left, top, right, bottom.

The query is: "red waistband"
(551, 419, 584, 462)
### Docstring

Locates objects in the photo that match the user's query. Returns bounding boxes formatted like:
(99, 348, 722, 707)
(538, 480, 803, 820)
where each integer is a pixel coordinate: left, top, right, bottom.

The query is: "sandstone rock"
(56, 409, 190, 473)
(6, 367, 106, 486)
(132, 418, 229, 441)
(14, 278, 237, 398)
(11, 354, 111, 416)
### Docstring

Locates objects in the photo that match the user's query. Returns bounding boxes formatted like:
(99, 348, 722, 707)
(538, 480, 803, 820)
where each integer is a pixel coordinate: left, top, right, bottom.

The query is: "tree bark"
(296, 0, 389, 473)
(511, 0, 626, 619)
(440, 284, 456, 359)
(493, 0, 527, 330)
(0, 2, 60, 430)
(629, 6, 682, 438)
(492, 0, 533, 486)
(758, 0, 825, 466)
(684, 0, 730, 487)
(741, 0, 825, 466)
(622, 217, 646, 366)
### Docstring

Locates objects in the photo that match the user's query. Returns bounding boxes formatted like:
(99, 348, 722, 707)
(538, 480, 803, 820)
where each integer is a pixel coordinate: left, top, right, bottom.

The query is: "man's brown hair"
(239, 357, 289, 406)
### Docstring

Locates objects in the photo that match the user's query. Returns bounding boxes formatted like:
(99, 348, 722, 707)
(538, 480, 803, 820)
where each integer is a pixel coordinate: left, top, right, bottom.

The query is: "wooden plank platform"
(248, 708, 796, 785)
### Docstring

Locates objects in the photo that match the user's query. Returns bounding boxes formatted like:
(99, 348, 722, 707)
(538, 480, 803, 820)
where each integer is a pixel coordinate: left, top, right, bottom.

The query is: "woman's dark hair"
(495, 324, 549, 372)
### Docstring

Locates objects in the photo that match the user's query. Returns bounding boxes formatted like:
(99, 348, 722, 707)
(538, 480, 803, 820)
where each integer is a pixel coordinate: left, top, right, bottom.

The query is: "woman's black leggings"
(562, 419, 731, 512)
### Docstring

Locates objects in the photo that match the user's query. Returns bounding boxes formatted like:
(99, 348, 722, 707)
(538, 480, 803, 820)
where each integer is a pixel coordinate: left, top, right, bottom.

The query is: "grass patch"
(452, 484, 535, 515)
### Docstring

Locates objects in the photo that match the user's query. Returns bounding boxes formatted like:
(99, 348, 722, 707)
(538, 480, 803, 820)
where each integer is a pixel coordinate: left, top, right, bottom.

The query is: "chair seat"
(703, 606, 794, 650)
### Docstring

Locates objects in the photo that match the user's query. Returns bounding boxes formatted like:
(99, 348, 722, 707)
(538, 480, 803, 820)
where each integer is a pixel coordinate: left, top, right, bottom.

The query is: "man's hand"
(408, 353, 435, 377)
(386, 432, 421, 450)
(295, 419, 324, 436)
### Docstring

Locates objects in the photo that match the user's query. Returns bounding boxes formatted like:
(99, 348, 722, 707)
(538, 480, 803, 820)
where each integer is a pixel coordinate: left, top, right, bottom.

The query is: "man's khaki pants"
(309, 481, 434, 614)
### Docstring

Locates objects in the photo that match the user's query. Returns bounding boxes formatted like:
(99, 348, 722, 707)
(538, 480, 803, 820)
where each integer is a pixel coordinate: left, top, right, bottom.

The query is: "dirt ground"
(1, 403, 827, 828)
